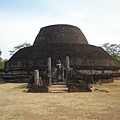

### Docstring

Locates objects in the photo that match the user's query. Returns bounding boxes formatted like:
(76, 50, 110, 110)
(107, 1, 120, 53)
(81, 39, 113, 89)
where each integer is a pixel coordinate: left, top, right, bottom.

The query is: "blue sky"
(0, 0, 120, 59)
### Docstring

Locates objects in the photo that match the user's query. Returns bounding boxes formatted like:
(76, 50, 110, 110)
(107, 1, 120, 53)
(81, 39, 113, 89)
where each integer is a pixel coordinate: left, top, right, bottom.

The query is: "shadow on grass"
(22, 90, 28, 93)
(12, 83, 28, 93)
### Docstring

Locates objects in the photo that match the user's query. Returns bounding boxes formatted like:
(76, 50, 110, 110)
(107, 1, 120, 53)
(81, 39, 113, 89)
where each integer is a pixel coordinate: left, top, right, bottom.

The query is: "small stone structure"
(0, 77, 5, 84)
(27, 70, 49, 93)
(68, 83, 92, 92)
(27, 85, 48, 93)
(67, 75, 92, 92)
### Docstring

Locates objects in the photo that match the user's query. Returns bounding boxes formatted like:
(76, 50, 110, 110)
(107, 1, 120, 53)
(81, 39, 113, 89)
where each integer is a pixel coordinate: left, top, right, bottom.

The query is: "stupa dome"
(33, 24, 88, 46)
(5, 24, 119, 70)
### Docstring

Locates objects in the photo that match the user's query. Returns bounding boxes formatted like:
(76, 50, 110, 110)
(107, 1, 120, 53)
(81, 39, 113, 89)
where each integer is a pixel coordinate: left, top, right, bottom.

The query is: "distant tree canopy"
(9, 42, 32, 55)
(102, 43, 120, 65)
(0, 49, 8, 69)
(0, 49, 2, 56)
(0, 58, 7, 69)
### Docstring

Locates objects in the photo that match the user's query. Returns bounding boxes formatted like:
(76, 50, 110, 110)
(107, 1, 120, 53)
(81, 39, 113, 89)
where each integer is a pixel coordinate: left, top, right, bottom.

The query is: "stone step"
(49, 85, 68, 93)
(49, 90, 68, 93)
(52, 82, 66, 85)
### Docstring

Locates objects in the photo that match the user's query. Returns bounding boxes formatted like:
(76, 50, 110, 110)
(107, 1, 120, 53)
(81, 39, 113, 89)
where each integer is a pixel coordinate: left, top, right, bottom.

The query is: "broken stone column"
(34, 70, 40, 86)
(61, 66, 65, 82)
(66, 56, 70, 69)
(66, 56, 70, 86)
(17, 61, 22, 67)
(27, 70, 49, 93)
(48, 57, 52, 86)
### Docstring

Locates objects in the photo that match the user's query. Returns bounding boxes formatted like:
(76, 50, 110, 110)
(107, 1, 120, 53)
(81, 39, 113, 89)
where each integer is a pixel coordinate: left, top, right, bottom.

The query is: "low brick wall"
(27, 85, 49, 93)
(68, 82, 92, 92)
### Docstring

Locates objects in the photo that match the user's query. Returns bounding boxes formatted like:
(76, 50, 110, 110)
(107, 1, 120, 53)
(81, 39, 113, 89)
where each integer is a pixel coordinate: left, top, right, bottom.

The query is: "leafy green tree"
(0, 49, 1, 56)
(9, 42, 31, 55)
(0, 49, 8, 69)
(0, 58, 7, 69)
(102, 43, 120, 65)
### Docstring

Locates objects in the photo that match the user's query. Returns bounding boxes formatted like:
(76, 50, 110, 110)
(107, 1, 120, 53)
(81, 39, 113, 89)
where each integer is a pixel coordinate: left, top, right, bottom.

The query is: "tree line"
(102, 43, 120, 65)
(0, 49, 7, 69)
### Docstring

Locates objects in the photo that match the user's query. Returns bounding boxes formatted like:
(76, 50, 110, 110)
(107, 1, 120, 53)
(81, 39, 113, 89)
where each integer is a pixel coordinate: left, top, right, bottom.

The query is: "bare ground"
(0, 80, 120, 120)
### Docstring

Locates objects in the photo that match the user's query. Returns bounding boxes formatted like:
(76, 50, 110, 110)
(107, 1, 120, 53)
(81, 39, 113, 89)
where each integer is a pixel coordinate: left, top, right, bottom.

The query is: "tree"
(0, 49, 8, 69)
(9, 42, 32, 55)
(0, 58, 7, 69)
(0, 49, 1, 56)
(102, 43, 120, 65)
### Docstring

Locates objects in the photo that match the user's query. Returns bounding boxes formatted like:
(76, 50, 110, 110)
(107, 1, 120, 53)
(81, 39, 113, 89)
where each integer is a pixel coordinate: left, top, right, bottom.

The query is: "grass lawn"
(0, 80, 120, 120)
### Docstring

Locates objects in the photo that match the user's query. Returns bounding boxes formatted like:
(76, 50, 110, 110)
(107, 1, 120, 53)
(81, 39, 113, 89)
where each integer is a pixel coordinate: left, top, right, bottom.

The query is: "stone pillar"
(66, 56, 70, 86)
(61, 66, 65, 82)
(48, 57, 52, 86)
(66, 56, 70, 69)
(17, 61, 22, 67)
(34, 70, 40, 86)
